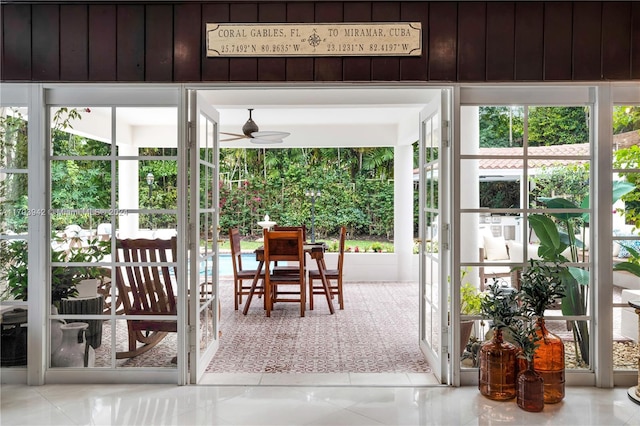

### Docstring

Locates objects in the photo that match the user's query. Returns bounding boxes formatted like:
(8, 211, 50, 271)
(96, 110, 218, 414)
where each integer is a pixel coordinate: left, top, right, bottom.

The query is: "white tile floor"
(2, 383, 640, 425)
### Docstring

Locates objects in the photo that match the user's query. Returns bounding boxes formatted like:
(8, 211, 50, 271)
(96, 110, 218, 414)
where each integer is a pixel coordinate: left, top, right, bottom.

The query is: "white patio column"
(460, 106, 480, 287)
(118, 145, 139, 238)
(395, 144, 415, 282)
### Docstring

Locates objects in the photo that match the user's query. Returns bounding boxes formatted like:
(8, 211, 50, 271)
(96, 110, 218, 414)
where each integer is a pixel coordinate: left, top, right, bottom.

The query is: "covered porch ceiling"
(200, 87, 439, 148)
(110, 87, 439, 149)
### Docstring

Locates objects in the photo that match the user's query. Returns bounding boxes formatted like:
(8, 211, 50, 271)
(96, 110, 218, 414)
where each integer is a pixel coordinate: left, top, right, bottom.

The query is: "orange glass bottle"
(517, 360, 545, 412)
(533, 318, 565, 403)
(479, 328, 518, 400)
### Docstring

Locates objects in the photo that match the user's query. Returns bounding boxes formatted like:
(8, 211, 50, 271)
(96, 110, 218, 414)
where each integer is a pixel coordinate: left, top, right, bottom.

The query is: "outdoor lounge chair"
(114, 237, 177, 359)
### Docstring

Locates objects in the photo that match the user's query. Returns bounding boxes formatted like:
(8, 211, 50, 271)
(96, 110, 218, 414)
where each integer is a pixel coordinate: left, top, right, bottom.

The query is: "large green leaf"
(580, 180, 635, 224)
(537, 197, 582, 221)
(529, 214, 566, 257)
(614, 262, 640, 277)
(568, 265, 590, 287)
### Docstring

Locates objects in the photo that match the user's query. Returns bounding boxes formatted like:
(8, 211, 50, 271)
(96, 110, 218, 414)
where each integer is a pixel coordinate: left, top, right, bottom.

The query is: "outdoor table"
(243, 242, 335, 315)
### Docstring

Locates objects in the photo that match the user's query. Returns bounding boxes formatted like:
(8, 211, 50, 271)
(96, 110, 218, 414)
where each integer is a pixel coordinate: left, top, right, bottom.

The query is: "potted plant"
(510, 316, 544, 412)
(518, 258, 567, 404)
(478, 280, 520, 400)
(1, 235, 109, 304)
(460, 274, 483, 360)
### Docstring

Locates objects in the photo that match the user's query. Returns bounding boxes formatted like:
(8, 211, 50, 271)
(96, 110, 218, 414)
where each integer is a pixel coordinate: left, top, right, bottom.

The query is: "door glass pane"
(459, 104, 592, 371)
(1, 105, 28, 371)
(1, 107, 28, 169)
(51, 107, 111, 157)
(612, 104, 640, 370)
(49, 103, 179, 370)
(461, 106, 524, 155)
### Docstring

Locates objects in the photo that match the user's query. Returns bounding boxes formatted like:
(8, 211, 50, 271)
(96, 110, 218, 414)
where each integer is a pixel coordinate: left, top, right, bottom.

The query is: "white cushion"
(483, 235, 509, 261)
(506, 240, 541, 263)
(507, 240, 523, 263)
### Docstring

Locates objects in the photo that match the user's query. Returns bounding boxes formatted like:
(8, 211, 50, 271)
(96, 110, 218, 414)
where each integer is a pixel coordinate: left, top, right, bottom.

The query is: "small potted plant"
(478, 280, 520, 400)
(1, 237, 109, 304)
(518, 258, 567, 404)
(460, 275, 483, 360)
(510, 315, 544, 412)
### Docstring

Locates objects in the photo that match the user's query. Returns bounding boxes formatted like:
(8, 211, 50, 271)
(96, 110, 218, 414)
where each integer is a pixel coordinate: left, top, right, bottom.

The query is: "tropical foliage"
(479, 106, 589, 148)
(480, 280, 519, 330)
(220, 149, 393, 238)
(528, 180, 635, 365)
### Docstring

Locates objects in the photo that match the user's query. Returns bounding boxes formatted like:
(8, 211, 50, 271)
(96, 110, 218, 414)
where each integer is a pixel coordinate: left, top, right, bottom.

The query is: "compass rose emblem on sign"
(307, 29, 322, 48)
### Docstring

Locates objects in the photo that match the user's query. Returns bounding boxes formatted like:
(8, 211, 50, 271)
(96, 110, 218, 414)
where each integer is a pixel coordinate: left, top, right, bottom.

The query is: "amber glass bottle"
(533, 318, 565, 403)
(517, 360, 545, 412)
(479, 328, 518, 400)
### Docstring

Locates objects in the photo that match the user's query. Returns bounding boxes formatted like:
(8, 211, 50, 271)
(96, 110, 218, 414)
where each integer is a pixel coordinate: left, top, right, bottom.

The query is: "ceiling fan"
(221, 108, 290, 144)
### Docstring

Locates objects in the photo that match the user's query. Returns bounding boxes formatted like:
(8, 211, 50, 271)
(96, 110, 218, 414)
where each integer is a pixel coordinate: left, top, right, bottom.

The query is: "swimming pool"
(207, 253, 260, 276)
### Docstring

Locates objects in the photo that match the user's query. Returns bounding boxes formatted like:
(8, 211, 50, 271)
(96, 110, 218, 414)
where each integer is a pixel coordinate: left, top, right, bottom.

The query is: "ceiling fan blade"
(220, 136, 247, 142)
(221, 132, 248, 138)
(251, 131, 290, 140)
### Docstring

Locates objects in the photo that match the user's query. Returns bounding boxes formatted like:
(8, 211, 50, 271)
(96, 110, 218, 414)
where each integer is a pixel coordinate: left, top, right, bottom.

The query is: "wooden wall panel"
(371, 2, 400, 81)
(2, 5, 32, 81)
(515, 2, 543, 81)
(202, 3, 230, 81)
(314, 2, 343, 81)
(457, 2, 486, 82)
(285, 2, 314, 81)
(174, 3, 202, 82)
(343, 2, 372, 82)
(486, 2, 515, 81)
(543, 2, 573, 80)
(602, 2, 631, 80)
(229, 3, 258, 81)
(60, 5, 88, 81)
(257, 2, 287, 81)
(572, 2, 602, 80)
(3, 1, 640, 83)
(399, 2, 428, 81)
(117, 5, 145, 81)
(32, 5, 59, 81)
(632, 2, 640, 80)
(89, 5, 117, 81)
(429, 2, 457, 81)
(146, 5, 174, 82)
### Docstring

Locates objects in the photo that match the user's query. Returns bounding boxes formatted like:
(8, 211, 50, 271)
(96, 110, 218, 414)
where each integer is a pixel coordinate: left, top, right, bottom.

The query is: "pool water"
(206, 253, 259, 276)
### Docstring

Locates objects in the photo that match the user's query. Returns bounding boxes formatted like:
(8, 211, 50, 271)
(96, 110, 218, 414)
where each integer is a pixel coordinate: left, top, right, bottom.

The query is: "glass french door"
(418, 91, 452, 384)
(188, 91, 220, 382)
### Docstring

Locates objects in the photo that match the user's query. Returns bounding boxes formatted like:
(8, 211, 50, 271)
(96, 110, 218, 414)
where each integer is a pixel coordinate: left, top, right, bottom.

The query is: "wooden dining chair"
(272, 225, 307, 275)
(113, 237, 178, 359)
(229, 227, 265, 311)
(263, 229, 306, 317)
(309, 226, 346, 310)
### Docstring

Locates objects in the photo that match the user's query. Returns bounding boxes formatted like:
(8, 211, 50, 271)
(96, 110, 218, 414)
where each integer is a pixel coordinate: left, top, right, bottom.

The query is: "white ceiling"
(199, 87, 441, 148)
(61, 87, 441, 148)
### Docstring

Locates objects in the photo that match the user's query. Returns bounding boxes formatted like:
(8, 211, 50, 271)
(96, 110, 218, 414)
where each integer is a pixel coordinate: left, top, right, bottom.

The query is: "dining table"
(242, 242, 335, 315)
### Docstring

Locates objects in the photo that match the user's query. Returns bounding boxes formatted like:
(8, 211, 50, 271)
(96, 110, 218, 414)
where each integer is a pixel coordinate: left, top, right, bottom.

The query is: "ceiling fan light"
(250, 137, 284, 145)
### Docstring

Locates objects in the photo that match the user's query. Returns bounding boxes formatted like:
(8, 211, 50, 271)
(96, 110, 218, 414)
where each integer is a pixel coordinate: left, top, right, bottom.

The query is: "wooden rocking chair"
(114, 237, 178, 359)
